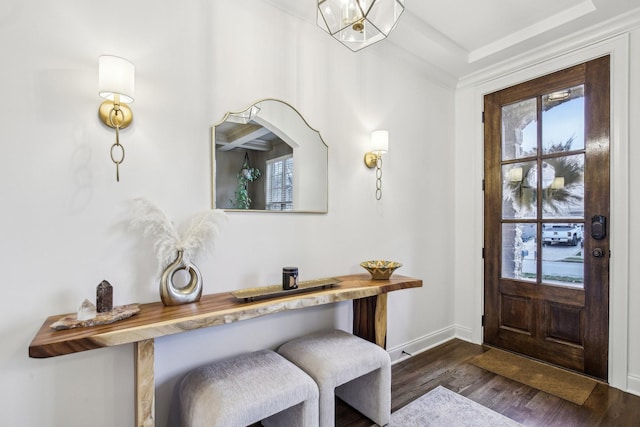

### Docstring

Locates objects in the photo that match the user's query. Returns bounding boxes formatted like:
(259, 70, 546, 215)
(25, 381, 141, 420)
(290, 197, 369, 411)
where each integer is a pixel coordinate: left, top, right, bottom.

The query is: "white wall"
(453, 19, 640, 394)
(0, 1, 455, 426)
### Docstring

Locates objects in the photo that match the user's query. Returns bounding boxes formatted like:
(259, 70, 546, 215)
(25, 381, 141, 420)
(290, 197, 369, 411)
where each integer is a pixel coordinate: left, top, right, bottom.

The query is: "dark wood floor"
(336, 339, 640, 426)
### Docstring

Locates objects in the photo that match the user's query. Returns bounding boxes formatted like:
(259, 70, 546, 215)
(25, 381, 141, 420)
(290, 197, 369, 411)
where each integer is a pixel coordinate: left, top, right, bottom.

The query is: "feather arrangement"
(130, 197, 227, 270)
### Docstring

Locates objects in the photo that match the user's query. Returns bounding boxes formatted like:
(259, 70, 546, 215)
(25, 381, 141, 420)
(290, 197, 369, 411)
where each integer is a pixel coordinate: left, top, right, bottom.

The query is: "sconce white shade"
(507, 167, 523, 182)
(371, 130, 389, 153)
(551, 176, 565, 189)
(98, 55, 135, 103)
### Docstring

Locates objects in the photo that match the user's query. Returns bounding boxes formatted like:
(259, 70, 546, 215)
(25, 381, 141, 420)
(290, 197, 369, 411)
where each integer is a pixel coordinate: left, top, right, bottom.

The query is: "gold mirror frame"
(211, 99, 328, 213)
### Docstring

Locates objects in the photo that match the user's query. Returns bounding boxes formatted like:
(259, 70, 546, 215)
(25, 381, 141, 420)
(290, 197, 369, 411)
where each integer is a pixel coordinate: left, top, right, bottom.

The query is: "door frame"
(453, 35, 630, 390)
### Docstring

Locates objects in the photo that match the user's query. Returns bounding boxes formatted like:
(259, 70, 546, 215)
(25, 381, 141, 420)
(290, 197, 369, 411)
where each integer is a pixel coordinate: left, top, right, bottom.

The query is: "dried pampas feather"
(130, 198, 227, 270)
(130, 198, 180, 267)
(177, 209, 227, 266)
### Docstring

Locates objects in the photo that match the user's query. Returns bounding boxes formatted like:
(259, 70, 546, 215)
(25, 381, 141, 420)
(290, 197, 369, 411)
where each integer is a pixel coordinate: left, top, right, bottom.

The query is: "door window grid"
(500, 86, 585, 288)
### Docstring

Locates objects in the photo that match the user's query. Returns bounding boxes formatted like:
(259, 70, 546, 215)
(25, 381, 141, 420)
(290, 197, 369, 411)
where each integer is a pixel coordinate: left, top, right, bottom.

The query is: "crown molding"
(457, 7, 640, 88)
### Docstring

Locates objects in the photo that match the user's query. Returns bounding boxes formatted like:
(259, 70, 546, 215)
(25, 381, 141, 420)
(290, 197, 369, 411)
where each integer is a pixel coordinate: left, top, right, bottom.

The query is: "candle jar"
(282, 267, 299, 290)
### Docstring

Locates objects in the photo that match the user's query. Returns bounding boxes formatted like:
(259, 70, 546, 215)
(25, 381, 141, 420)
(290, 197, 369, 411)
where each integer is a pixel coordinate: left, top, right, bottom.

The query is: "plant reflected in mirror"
(212, 99, 328, 213)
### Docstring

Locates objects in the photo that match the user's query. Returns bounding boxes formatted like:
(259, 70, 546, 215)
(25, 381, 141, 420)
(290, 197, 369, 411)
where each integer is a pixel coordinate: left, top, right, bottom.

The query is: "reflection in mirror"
(212, 99, 328, 213)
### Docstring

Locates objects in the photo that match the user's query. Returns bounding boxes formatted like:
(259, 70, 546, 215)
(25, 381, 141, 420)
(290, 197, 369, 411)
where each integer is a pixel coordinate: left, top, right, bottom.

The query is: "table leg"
(135, 339, 155, 427)
(353, 294, 388, 348)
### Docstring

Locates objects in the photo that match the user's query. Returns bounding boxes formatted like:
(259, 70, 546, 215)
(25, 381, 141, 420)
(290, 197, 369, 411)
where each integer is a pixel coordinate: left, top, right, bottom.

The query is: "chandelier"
(317, 0, 405, 52)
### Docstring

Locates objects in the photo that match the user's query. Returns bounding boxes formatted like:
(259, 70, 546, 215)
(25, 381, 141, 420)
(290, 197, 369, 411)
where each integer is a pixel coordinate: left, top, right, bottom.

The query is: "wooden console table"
(29, 274, 422, 427)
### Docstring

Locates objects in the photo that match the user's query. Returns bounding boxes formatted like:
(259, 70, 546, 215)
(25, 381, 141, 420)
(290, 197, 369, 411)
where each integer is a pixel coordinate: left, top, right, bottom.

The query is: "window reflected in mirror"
(266, 155, 293, 211)
(212, 99, 328, 213)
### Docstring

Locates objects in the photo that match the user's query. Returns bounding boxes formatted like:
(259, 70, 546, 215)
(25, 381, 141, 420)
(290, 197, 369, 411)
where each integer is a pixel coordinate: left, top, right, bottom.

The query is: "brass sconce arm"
(364, 130, 388, 200)
(98, 55, 135, 182)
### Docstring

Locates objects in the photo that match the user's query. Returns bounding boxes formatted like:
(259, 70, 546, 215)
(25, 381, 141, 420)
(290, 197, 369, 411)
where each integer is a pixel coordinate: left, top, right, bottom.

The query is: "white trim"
(628, 374, 640, 397)
(455, 35, 630, 391)
(454, 324, 474, 343)
(388, 326, 456, 364)
(459, 8, 640, 89)
(388, 325, 480, 365)
(608, 35, 630, 390)
(468, 1, 596, 63)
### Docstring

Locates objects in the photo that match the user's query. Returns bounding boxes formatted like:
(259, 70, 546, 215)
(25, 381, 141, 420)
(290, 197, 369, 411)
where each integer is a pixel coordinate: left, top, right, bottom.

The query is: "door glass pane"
(541, 222, 584, 288)
(502, 98, 537, 161)
(502, 223, 537, 282)
(542, 85, 585, 154)
(541, 154, 584, 219)
(502, 161, 537, 219)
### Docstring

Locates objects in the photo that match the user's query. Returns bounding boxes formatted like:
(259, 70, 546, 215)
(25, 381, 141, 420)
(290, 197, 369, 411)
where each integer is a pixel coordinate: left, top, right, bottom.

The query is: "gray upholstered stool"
(178, 349, 319, 427)
(277, 329, 391, 427)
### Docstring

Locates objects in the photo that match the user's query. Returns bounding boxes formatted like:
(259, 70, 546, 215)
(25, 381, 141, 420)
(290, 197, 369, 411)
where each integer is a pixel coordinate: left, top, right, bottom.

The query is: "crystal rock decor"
(77, 299, 97, 321)
(96, 280, 113, 313)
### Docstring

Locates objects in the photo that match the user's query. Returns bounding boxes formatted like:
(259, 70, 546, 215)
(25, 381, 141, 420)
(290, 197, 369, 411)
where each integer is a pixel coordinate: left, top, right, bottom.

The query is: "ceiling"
(215, 120, 283, 152)
(266, 0, 640, 81)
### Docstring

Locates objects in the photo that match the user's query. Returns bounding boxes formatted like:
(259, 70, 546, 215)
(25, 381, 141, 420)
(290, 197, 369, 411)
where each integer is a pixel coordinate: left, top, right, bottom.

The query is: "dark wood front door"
(483, 56, 610, 380)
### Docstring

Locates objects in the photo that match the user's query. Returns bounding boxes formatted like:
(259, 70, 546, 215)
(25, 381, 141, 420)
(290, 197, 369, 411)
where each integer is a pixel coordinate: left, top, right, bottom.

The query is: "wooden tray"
(232, 277, 340, 302)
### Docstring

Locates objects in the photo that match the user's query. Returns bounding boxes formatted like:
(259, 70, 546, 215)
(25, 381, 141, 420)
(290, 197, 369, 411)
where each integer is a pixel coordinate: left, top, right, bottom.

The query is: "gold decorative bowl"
(360, 260, 402, 280)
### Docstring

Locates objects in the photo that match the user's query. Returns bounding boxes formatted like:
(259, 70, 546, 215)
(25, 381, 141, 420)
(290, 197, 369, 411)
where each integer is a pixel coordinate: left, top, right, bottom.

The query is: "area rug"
(384, 386, 522, 426)
(470, 348, 597, 405)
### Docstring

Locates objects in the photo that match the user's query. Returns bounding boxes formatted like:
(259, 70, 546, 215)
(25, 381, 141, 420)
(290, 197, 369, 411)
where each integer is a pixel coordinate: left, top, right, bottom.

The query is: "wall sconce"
(507, 167, 523, 182)
(551, 176, 565, 189)
(317, 0, 405, 52)
(364, 130, 389, 200)
(98, 55, 135, 182)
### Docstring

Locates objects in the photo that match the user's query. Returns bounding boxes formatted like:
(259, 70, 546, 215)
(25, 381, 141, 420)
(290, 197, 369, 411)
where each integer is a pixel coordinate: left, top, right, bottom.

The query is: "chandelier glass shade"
(317, 0, 405, 51)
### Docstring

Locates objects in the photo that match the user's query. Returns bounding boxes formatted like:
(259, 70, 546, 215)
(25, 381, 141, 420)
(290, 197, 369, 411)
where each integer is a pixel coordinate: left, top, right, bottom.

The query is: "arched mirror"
(211, 99, 328, 213)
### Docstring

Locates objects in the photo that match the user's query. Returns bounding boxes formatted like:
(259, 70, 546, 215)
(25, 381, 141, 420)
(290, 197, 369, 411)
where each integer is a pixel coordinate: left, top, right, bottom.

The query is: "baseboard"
(628, 374, 640, 397)
(453, 324, 475, 343)
(388, 326, 456, 364)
